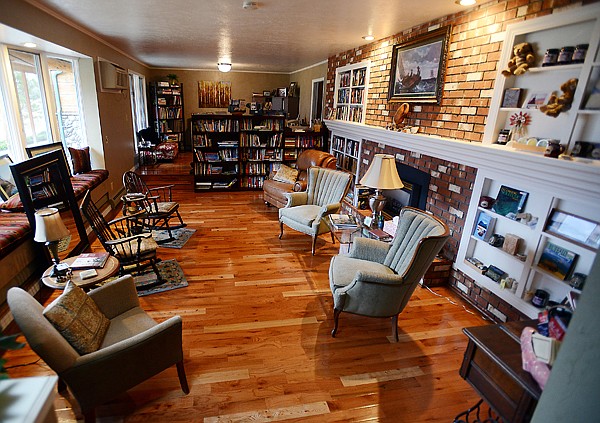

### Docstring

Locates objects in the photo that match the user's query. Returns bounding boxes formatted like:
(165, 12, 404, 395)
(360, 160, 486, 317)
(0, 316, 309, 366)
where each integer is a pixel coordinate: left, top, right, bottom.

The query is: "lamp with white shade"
(34, 207, 70, 277)
(359, 154, 404, 221)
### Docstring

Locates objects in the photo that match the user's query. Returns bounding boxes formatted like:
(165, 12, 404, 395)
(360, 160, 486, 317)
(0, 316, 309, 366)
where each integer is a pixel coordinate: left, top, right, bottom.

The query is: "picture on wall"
(198, 81, 231, 108)
(388, 26, 451, 104)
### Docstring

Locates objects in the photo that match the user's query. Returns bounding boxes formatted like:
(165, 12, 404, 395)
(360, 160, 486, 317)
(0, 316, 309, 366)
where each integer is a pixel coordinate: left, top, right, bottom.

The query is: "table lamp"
(34, 207, 70, 277)
(360, 154, 404, 220)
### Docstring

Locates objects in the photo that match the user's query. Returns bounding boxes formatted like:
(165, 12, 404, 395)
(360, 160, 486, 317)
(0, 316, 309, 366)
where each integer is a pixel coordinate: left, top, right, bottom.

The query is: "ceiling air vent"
(98, 58, 128, 92)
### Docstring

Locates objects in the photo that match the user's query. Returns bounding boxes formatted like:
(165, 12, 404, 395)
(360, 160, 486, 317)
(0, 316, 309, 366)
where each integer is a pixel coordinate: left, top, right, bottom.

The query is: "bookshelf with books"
(149, 82, 185, 150)
(456, 170, 599, 318)
(332, 61, 370, 124)
(282, 128, 326, 165)
(192, 114, 240, 191)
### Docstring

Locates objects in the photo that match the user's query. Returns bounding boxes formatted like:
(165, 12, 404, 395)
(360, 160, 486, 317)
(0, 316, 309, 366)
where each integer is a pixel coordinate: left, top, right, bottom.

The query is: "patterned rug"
(134, 259, 188, 296)
(152, 228, 196, 248)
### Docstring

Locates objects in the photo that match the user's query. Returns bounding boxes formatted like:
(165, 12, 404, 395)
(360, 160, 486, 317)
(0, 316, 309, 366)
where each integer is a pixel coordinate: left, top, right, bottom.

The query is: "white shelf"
(528, 63, 583, 73)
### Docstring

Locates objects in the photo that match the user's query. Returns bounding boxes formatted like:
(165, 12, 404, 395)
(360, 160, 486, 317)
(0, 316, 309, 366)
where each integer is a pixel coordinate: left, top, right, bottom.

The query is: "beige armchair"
(279, 166, 352, 254)
(7, 275, 189, 422)
(329, 207, 450, 341)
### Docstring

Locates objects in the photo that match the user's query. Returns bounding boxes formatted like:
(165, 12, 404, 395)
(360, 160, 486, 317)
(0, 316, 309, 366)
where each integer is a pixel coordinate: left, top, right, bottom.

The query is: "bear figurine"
(502, 42, 535, 76)
(540, 78, 578, 118)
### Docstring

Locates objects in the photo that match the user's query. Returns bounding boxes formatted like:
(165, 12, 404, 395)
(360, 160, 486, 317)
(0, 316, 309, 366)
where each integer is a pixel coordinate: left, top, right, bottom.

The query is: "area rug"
(152, 228, 196, 248)
(134, 259, 188, 296)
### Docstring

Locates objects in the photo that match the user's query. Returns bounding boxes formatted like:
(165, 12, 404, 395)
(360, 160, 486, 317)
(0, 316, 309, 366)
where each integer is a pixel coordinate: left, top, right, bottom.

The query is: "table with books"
(327, 212, 396, 254)
(41, 252, 119, 290)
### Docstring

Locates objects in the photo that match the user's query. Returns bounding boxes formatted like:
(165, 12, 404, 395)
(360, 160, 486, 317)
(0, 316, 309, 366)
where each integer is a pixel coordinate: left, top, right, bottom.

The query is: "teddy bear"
(501, 42, 535, 76)
(540, 78, 579, 117)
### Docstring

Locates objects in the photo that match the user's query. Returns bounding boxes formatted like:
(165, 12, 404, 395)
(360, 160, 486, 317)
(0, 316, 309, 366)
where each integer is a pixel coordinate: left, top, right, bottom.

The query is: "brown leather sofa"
(263, 149, 337, 208)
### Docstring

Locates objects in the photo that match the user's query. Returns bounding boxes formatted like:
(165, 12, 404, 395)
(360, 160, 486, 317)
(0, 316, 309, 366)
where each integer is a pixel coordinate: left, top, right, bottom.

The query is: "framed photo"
(545, 209, 600, 250)
(277, 87, 287, 97)
(262, 90, 271, 97)
(538, 241, 578, 281)
(502, 88, 522, 108)
(522, 91, 552, 109)
(288, 82, 298, 97)
(388, 26, 451, 104)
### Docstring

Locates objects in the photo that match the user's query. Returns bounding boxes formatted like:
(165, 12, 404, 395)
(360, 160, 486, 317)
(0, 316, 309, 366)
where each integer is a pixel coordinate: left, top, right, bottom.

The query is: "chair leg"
(279, 221, 284, 239)
(330, 231, 335, 244)
(391, 315, 399, 342)
(57, 377, 67, 393)
(175, 210, 187, 228)
(331, 308, 342, 337)
(312, 235, 317, 255)
(176, 361, 190, 394)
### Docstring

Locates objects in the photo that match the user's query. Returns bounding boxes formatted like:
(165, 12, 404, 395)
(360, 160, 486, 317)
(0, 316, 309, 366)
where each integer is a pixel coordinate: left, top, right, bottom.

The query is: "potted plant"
(166, 74, 178, 86)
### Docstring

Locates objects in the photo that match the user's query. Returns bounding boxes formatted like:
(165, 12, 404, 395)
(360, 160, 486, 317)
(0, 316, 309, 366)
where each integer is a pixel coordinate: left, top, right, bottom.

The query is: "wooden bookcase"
(333, 61, 370, 123)
(149, 82, 185, 150)
(191, 114, 327, 191)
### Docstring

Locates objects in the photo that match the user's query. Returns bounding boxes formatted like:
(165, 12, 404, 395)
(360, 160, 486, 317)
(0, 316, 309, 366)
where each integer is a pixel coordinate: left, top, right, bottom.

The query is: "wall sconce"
(34, 207, 70, 277)
(217, 63, 232, 72)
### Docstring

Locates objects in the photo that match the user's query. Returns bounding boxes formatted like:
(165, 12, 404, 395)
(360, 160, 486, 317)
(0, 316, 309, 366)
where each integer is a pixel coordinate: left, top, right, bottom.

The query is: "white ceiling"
(28, 0, 471, 73)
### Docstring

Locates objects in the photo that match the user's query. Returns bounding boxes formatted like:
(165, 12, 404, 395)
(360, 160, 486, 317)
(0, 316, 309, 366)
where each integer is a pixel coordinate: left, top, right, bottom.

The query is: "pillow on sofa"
(273, 164, 299, 184)
(44, 280, 110, 355)
(69, 146, 91, 174)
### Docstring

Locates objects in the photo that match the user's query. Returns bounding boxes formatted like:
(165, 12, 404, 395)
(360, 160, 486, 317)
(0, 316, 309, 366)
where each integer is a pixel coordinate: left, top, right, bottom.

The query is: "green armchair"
(329, 207, 450, 341)
(7, 275, 189, 422)
(279, 166, 352, 255)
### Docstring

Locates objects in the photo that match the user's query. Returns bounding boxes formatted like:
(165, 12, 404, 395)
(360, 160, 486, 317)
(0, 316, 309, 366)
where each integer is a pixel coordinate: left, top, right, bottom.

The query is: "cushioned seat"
(263, 149, 336, 208)
(329, 207, 450, 341)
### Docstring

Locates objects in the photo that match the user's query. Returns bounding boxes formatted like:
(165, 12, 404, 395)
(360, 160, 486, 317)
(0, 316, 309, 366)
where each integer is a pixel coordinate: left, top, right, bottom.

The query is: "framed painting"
(388, 26, 451, 104)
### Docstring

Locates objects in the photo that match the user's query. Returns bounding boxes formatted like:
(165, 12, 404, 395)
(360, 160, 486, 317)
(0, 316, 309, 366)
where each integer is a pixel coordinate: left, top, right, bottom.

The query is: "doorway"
(310, 77, 324, 124)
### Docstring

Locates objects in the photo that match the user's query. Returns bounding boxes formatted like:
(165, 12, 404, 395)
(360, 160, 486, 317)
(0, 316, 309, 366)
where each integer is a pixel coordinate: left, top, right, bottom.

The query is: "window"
(129, 72, 147, 138)
(47, 56, 87, 149)
(0, 87, 10, 155)
(8, 49, 52, 146)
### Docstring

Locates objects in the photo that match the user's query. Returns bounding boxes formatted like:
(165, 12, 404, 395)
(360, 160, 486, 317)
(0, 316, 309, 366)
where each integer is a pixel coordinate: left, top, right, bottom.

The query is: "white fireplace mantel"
(324, 119, 600, 204)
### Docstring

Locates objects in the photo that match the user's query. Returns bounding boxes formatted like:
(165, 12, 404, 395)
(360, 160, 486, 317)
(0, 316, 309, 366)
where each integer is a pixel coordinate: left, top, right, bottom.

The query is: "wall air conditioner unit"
(98, 58, 128, 91)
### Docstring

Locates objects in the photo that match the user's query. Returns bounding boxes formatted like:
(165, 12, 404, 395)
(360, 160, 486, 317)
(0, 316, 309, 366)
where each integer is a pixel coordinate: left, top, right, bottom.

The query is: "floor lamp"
(360, 154, 404, 222)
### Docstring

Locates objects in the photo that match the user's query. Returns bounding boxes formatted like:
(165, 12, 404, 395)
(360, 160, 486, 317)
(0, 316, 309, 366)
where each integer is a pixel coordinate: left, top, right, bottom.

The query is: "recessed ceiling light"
(217, 63, 232, 72)
(23, 42, 37, 48)
(455, 0, 476, 5)
(363, 35, 375, 41)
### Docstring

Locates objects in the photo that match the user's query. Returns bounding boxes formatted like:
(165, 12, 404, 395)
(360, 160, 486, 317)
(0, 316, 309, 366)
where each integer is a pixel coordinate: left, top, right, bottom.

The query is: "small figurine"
(539, 78, 578, 118)
(502, 42, 535, 76)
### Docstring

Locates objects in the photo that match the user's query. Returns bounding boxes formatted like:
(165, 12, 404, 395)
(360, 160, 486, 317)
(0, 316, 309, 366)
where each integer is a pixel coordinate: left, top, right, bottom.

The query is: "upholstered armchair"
(263, 149, 336, 208)
(279, 166, 352, 255)
(329, 207, 450, 341)
(7, 275, 189, 422)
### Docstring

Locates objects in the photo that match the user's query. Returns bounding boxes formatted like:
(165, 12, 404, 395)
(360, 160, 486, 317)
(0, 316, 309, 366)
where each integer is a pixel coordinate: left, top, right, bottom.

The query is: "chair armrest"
(284, 191, 308, 207)
(293, 180, 307, 192)
(355, 270, 404, 285)
(314, 202, 341, 223)
(349, 237, 390, 263)
(88, 275, 140, 319)
(148, 185, 174, 202)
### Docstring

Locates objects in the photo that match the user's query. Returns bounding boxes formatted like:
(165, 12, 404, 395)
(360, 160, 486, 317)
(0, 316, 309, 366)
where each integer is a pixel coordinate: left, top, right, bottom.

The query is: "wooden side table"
(41, 255, 119, 290)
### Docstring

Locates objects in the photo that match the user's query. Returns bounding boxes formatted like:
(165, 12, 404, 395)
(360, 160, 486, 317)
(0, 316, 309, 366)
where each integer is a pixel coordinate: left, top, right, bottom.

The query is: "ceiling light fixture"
(242, 0, 258, 10)
(363, 35, 375, 41)
(217, 63, 232, 72)
(455, 0, 476, 5)
(23, 42, 37, 48)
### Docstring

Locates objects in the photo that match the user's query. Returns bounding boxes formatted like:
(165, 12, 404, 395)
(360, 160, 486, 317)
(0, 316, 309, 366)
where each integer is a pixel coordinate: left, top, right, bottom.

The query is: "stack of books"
(71, 252, 109, 270)
(329, 214, 358, 230)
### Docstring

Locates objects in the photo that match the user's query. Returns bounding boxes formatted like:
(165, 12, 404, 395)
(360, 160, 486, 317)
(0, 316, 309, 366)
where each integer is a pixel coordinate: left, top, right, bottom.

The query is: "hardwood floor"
(5, 153, 487, 422)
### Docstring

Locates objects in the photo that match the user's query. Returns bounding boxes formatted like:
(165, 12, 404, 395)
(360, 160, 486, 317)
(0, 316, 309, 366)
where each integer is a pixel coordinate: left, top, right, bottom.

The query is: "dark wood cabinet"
(459, 322, 541, 423)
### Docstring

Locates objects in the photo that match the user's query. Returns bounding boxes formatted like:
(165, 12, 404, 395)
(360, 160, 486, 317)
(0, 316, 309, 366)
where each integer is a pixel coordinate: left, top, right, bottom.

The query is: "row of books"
(157, 89, 181, 95)
(351, 87, 364, 104)
(195, 178, 238, 190)
(157, 107, 182, 119)
(240, 119, 284, 131)
(157, 96, 182, 106)
(243, 162, 272, 175)
(194, 163, 238, 175)
(193, 119, 240, 132)
(239, 176, 265, 189)
(240, 133, 282, 147)
(195, 150, 239, 162)
(335, 105, 363, 122)
(158, 120, 184, 133)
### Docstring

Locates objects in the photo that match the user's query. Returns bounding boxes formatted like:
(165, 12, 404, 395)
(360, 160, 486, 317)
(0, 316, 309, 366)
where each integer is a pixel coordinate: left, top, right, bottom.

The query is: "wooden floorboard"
(5, 153, 487, 422)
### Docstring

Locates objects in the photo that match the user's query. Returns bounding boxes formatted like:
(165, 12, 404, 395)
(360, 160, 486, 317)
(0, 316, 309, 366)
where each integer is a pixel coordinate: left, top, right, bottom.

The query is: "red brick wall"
(326, 0, 587, 142)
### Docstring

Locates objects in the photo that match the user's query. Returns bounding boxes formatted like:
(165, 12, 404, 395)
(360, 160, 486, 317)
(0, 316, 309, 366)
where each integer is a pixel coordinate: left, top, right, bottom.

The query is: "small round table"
(41, 255, 120, 290)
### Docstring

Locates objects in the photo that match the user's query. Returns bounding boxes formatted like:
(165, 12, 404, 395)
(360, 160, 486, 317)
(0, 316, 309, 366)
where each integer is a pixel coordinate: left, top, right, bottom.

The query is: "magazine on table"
(329, 214, 358, 229)
(70, 252, 110, 270)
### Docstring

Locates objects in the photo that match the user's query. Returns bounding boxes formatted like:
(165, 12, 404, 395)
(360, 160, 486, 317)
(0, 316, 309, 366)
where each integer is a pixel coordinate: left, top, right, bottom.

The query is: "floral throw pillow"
(273, 164, 299, 184)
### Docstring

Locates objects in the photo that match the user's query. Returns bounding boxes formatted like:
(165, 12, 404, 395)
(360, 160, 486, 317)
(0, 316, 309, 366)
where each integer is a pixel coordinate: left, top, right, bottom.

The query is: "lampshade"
(34, 208, 70, 242)
(360, 154, 404, 190)
(217, 62, 232, 72)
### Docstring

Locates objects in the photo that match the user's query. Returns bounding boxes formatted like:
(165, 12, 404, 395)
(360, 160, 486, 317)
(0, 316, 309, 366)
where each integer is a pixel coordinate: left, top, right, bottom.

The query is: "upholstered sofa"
(263, 149, 336, 208)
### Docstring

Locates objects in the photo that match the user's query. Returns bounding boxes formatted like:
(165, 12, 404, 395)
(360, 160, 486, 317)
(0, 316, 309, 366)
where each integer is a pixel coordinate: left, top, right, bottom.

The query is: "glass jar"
(572, 44, 588, 63)
(557, 46, 574, 65)
(542, 48, 559, 66)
